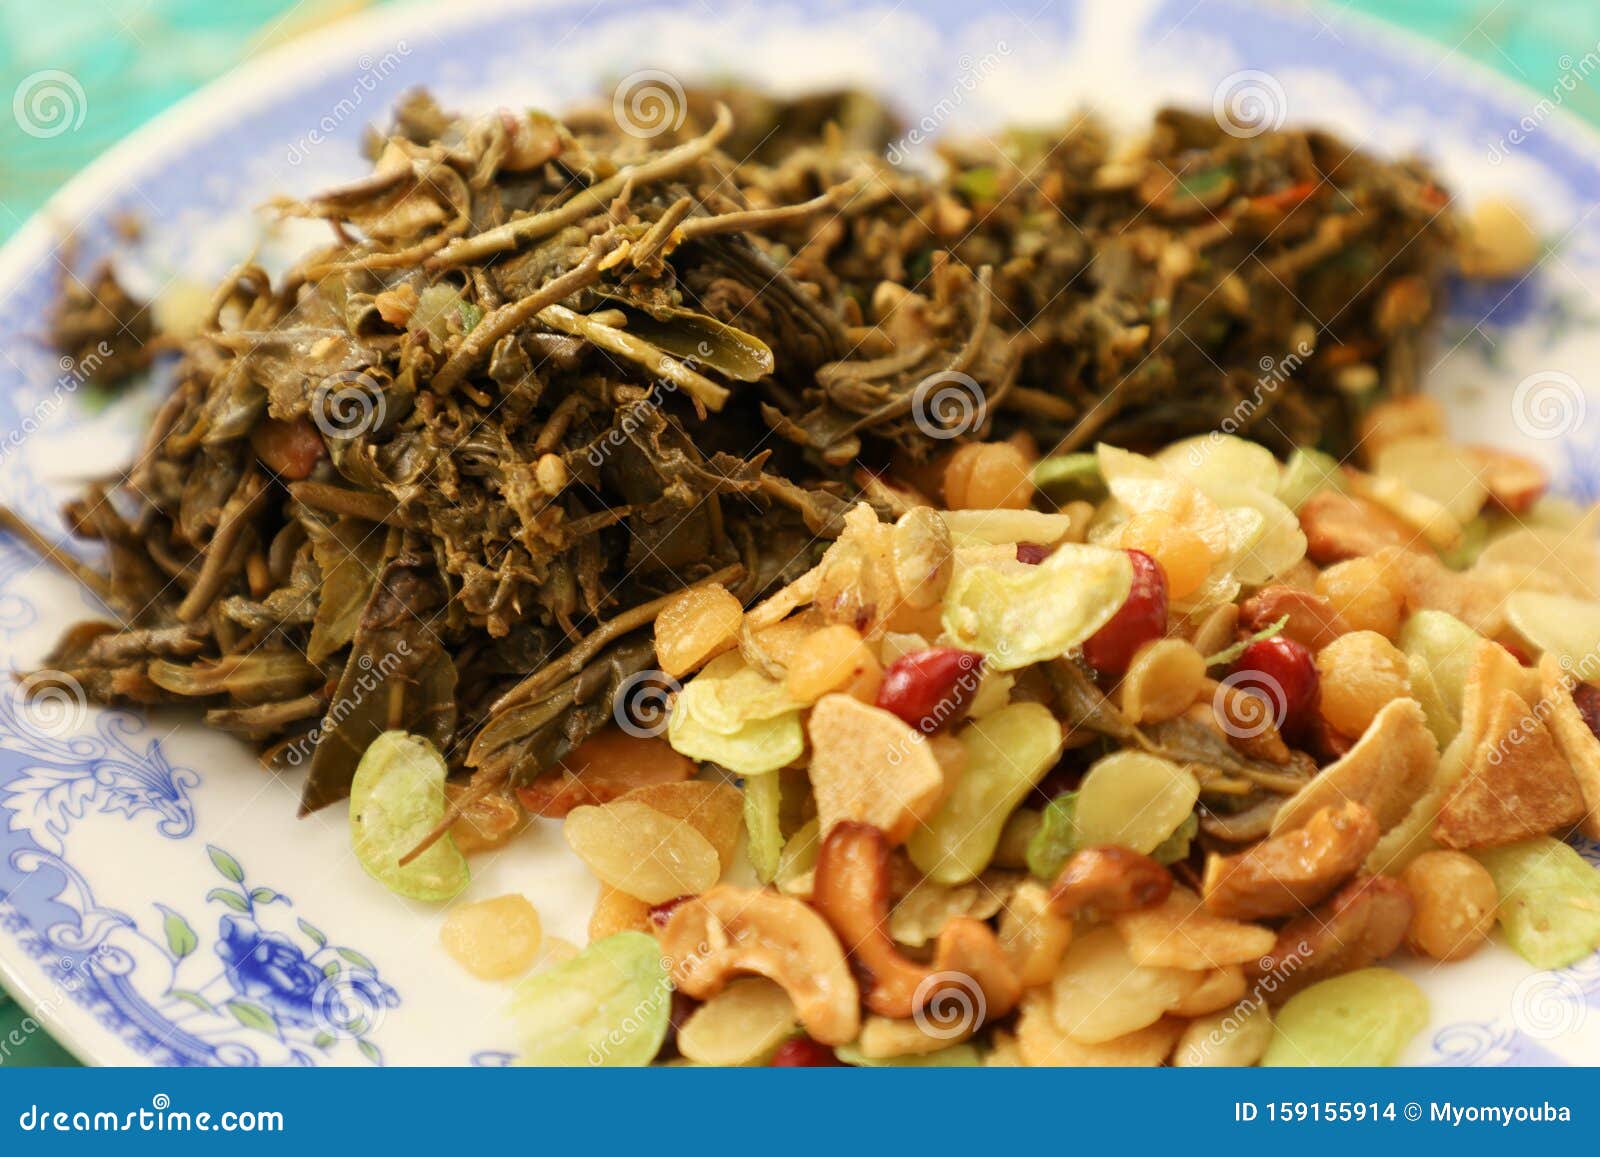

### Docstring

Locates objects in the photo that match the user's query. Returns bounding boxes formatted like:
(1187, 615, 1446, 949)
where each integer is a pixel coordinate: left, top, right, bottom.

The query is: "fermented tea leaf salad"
(3, 84, 1581, 1066)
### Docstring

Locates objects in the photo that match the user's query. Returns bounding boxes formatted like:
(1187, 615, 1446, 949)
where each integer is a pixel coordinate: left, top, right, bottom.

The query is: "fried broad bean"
(1050, 927, 1199, 1044)
(908, 702, 1064, 883)
(507, 932, 670, 1067)
(1401, 851, 1497, 961)
(1475, 838, 1600, 969)
(1015, 989, 1184, 1067)
(563, 799, 721, 903)
(622, 779, 745, 870)
(1260, 968, 1427, 1067)
(1172, 1004, 1274, 1068)
(1073, 751, 1199, 856)
(676, 978, 799, 1066)
(1113, 888, 1276, 970)
(997, 880, 1074, 987)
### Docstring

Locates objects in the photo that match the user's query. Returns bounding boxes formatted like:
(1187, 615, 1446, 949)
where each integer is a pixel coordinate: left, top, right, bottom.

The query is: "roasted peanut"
(1357, 395, 1445, 462)
(1464, 445, 1546, 513)
(1299, 490, 1418, 565)
(1120, 638, 1207, 724)
(440, 894, 542, 980)
(944, 442, 1034, 510)
(1458, 197, 1541, 280)
(1202, 801, 1379, 921)
(1245, 874, 1413, 1000)
(1049, 846, 1173, 919)
(1238, 585, 1349, 650)
(1119, 511, 1213, 599)
(516, 728, 694, 817)
(588, 885, 652, 942)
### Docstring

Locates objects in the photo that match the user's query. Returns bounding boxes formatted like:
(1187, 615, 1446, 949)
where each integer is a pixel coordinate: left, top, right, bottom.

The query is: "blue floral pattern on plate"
(3, 0, 1600, 1065)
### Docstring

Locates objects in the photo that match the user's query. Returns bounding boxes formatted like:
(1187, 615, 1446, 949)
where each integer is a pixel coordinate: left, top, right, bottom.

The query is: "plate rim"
(4, 0, 1600, 1066)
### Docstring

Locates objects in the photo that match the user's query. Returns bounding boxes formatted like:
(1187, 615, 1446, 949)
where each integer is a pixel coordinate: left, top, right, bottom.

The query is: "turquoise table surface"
(2, 0, 1599, 1067)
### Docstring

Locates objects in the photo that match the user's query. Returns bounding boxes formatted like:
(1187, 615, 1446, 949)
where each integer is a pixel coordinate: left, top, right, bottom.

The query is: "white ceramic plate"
(4, 0, 1600, 1066)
